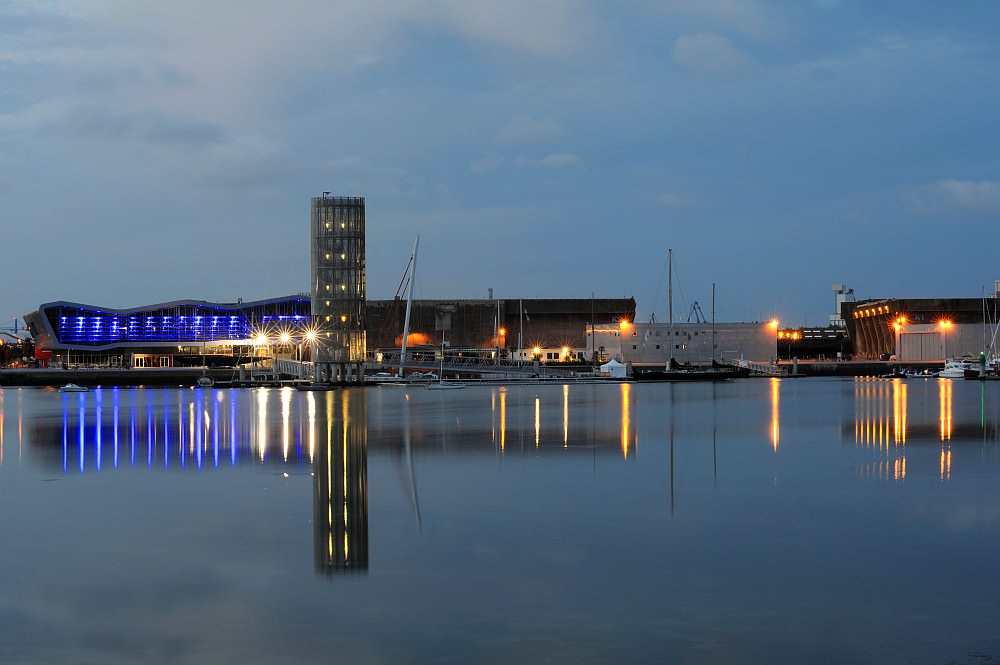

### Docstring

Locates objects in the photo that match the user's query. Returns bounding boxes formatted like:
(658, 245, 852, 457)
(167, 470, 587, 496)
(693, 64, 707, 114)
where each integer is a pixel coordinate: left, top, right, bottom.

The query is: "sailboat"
(196, 340, 214, 387)
(426, 327, 465, 390)
(374, 235, 419, 386)
(632, 249, 740, 382)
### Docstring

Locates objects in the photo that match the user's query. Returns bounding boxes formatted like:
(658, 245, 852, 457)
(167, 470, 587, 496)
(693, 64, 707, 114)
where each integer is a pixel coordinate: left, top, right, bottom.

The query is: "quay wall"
(0, 368, 233, 388)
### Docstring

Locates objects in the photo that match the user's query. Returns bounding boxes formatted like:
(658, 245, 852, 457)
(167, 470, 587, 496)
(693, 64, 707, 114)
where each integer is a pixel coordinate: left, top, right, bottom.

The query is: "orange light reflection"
(620, 382, 631, 459)
(939, 379, 952, 441)
(770, 378, 780, 451)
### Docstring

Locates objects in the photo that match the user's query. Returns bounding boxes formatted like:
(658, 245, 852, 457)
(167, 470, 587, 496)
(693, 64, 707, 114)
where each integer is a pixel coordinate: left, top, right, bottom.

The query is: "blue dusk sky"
(1, 0, 998, 326)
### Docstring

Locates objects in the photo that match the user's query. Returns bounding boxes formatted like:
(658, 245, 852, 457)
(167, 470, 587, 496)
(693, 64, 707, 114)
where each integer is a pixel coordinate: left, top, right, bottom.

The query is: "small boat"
(294, 382, 338, 391)
(632, 358, 740, 382)
(196, 375, 214, 388)
(59, 383, 88, 392)
(427, 381, 465, 390)
(902, 368, 938, 378)
(939, 358, 976, 379)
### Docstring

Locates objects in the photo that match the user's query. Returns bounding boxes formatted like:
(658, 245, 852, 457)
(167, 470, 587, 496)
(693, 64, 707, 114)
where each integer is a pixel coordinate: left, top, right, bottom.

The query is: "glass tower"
(310, 195, 366, 383)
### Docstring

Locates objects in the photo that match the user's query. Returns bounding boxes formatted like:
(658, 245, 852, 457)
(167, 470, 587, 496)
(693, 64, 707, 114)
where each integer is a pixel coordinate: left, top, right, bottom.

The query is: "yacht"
(938, 358, 976, 379)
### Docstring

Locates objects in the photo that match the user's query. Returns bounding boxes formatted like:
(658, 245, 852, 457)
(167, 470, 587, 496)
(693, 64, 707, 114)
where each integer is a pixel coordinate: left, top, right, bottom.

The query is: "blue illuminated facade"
(25, 296, 312, 352)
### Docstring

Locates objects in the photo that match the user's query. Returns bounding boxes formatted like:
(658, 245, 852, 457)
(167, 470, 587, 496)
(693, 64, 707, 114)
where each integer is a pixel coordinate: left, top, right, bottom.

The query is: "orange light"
(768, 319, 779, 329)
(498, 328, 506, 336)
(619, 319, 631, 330)
(938, 319, 953, 329)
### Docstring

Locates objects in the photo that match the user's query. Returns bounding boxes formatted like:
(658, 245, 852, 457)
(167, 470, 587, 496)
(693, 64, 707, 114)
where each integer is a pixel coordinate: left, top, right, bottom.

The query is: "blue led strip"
(47, 299, 311, 346)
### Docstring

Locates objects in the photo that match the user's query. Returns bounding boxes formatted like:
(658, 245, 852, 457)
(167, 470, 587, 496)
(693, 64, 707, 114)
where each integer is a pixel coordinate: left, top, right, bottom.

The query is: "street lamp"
(938, 319, 953, 361)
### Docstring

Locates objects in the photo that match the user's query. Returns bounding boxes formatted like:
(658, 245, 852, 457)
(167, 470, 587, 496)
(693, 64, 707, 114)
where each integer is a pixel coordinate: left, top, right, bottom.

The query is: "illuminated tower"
(310, 195, 366, 383)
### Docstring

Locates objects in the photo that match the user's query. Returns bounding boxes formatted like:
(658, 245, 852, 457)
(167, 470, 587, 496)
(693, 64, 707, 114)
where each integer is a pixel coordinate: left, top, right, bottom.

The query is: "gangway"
(722, 357, 785, 376)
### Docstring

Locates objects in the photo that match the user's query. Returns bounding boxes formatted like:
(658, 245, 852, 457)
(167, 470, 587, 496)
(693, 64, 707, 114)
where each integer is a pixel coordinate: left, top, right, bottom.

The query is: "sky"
(1, 0, 998, 327)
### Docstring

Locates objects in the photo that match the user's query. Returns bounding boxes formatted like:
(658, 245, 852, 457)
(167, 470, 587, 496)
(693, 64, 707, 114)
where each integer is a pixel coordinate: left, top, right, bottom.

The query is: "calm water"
(0, 378, 997, 665)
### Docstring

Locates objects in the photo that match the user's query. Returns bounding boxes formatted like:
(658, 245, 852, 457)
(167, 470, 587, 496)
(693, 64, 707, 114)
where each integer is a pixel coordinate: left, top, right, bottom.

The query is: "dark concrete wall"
(367, 298, 636, 349)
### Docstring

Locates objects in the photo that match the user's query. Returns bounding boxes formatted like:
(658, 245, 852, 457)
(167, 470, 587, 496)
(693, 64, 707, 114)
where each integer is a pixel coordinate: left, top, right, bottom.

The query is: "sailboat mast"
(712, 282, 716, 362)
(667, 248, 673, 368)
(668, 249, 673, 328)
(399, 235, 419, 377)
(519, 299, 523, 364)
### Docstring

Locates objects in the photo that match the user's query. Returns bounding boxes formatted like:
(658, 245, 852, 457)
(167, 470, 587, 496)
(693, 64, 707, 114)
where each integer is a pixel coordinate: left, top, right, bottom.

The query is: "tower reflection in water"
(314, 390, 368, 575)
(36, 387, 368, 576)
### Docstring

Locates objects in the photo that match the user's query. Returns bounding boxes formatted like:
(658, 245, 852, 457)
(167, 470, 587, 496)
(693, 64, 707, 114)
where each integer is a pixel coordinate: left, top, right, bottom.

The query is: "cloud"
(909, 180, 1000, 214)
(495, 114, 564, 145)
(470, 157, 505, 174)
(37, 107, 224, 146)
(673, 32, 752, 76)
(656, 192, 693, 207)
(188, 134, 292, 187)
(514, 153, 584, 169)
(642, 0, 785, 41)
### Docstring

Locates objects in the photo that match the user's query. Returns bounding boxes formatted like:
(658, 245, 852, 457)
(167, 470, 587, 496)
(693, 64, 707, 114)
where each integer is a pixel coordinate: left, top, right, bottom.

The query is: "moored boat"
(939, 358, 976, 379)
(59, 383, 88, 392)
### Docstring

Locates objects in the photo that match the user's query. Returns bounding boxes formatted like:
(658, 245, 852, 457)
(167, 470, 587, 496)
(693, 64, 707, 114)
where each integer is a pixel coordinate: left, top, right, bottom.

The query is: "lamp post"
(938, 319, 953, 361)
(768, 319, 780, 364)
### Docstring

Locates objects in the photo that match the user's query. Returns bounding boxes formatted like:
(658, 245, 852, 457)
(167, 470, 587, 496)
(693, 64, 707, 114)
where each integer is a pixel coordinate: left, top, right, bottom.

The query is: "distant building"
(830, 284, 854, 328)
(367, 297, 636, 353)
(591, 321, 776, 366)
(845, 288, 999, 361)
(22, 295, 636, 368)
(310, 195, 366, 383)
(23, 297, 311, 367)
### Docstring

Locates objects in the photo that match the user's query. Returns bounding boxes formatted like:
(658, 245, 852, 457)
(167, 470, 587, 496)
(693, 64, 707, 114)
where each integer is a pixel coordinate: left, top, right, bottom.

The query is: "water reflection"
(848, 377, 1000, 481)
(770, 377, 780, 451)
(42, 388, 321, 472)
(0, 381, 997, 663)
(939, 378, 952, 441)
(852, 378, 908, 480)
(19, 387, 369, 576)
(314, 390, 368, 575)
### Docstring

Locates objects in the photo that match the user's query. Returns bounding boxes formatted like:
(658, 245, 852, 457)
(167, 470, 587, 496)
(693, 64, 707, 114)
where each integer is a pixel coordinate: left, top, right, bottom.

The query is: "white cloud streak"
(910, 180, 1000, 214)
(673, 32, 753, 76)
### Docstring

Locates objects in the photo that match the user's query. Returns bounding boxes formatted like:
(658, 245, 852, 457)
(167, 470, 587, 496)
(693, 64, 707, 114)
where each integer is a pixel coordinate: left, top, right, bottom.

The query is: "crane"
(687, 302, 707, 324)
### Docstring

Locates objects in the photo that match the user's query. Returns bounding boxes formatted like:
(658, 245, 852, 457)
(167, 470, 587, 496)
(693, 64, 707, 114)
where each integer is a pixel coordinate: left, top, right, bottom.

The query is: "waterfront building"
(311, 195, 366, 383)
(22, 297, 311, 368)
(591, 321, 776, 367)
(368, 297, 635, 353)
(845, 288, 999, 361)
(21, 296, 635, 369)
